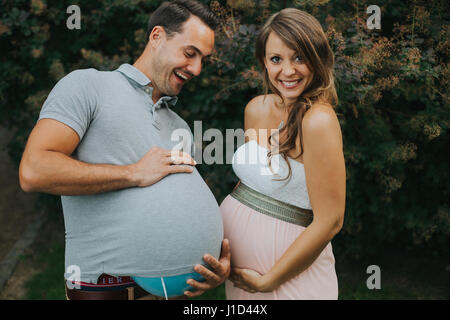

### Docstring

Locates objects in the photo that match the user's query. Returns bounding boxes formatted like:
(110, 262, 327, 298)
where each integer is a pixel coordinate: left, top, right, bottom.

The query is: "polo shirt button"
(145, 88, 150, 93)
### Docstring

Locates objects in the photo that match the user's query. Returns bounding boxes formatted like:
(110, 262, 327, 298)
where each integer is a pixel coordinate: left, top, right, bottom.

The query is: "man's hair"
(146, 0, 219, 43)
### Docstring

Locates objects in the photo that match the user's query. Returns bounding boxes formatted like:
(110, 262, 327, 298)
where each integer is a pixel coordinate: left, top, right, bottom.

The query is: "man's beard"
(151, 57, 181, 97)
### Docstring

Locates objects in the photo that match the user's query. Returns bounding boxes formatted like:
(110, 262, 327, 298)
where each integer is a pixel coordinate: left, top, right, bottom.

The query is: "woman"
(219, 8, 346, 299)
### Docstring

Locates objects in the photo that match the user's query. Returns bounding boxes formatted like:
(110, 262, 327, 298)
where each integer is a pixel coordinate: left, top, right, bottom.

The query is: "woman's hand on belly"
(229, 267, 275, 293)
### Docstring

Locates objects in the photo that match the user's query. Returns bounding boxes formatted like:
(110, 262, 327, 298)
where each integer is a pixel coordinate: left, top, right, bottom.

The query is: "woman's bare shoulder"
(302, 102, 341, 139)
(244, 95, 277, 131)
(244, 94, 278, 120)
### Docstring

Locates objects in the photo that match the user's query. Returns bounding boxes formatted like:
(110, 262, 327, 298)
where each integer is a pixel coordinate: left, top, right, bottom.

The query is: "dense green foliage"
(1, 0, 448, 260)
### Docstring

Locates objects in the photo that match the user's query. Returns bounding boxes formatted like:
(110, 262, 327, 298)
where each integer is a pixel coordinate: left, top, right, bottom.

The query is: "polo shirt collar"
(117, 63, 150, 86)
(116, 63, 178, 107)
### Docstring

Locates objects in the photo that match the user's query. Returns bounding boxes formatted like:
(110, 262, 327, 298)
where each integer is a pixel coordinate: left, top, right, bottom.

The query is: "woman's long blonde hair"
(255, 8, 338, 180)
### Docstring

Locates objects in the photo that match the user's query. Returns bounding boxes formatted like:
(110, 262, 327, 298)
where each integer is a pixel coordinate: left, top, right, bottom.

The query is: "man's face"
(150, 16, 215, 100)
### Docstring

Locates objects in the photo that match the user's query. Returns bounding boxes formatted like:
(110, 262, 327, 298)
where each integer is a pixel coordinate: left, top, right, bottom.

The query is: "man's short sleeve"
(38, 69, 99, 141)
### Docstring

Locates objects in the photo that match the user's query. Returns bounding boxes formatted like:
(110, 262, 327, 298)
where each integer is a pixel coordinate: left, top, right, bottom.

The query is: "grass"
(20, 241, 449, 300)
(23, 242, 66, 300)
(338, 275, 415, 300)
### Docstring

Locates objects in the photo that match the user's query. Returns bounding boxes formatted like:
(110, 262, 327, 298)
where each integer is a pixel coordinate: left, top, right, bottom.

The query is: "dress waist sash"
(230, 182, 313, 227)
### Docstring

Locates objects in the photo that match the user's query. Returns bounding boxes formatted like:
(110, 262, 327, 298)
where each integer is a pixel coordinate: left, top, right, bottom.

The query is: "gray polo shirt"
(38, 64, 223, 283)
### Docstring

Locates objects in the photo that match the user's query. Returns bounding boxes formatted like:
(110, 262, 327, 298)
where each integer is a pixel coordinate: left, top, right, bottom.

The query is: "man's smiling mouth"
(174, 70, 190, 81)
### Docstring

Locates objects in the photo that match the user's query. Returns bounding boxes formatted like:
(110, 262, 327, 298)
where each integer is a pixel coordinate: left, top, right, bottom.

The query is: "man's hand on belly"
(129, 147, 196, 187)
(183, 239, 231, 298)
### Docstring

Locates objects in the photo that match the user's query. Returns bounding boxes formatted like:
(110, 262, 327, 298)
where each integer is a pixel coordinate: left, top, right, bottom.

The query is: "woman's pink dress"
(220, 140, 338, 300)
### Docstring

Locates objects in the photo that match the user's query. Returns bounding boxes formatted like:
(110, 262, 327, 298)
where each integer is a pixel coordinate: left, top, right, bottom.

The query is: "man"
(19, 0, 230, 300)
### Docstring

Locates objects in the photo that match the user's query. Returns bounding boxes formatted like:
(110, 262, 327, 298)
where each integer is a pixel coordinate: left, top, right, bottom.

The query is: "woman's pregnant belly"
(220, 195, 339, 300)
(62, 168, 224, 278)
(220, 195, 305, 275)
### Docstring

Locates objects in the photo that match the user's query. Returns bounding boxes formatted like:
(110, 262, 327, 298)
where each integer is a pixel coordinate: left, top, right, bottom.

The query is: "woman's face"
(264, 32, 314, 105)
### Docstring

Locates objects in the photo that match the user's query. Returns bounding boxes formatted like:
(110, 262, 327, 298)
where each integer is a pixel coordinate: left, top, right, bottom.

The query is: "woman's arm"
(230, 103, 346, 292)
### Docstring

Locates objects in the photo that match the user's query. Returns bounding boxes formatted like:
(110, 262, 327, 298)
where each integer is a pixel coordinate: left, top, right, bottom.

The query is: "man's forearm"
(19, 150, 137, 196)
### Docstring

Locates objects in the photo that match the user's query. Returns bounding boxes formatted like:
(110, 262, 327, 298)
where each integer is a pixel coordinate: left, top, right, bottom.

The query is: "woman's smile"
(278, 78, 304, 89)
